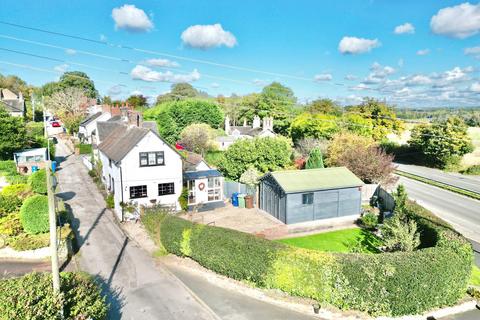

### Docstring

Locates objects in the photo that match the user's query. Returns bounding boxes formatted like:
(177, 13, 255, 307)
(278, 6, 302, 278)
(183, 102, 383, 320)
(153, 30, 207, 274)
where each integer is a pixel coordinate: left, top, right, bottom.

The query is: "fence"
(81, 155, 93, 171)
(223, 181, 257, 205)
(374, 187, 395, 213)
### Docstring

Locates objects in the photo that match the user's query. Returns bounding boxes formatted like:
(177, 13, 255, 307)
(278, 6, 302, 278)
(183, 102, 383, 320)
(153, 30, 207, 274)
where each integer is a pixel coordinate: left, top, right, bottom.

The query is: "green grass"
(277, 227, 382, 253)
(471, 265, 480, 287)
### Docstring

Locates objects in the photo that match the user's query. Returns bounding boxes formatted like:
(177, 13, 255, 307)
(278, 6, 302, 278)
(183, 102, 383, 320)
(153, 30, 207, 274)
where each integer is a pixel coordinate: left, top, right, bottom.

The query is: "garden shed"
(259, 167, 363, 224)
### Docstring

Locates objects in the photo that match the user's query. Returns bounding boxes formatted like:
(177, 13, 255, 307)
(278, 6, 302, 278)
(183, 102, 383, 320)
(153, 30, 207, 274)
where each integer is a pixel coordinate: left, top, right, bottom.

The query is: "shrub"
(0, 161, 28, 184)
(463, 165, 480, 175)
(0, 184, 32, 216)
(19, 195, 49, 234)
(359, 212, 378, 230)
(0, 213, 22, 236)
(106, 194, 114, 209)
(178, 188, 188, 211)
(0, 272, 108, 319)
(76, 143, 92, 154)
(28, 169, 47, 194)
(8, 224, 71, 251)
(381, 216, 421, 252)
(305, 147, 324, 169)
(143, 206, 473, 317)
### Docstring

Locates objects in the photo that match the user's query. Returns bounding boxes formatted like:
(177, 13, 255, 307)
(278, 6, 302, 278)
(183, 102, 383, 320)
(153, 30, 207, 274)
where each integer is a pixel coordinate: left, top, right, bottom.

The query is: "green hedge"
(0, 161, 28, 184)
(143, 208, 473, 317)
(76, 143, 92, 154)
(0, 272, 107, 319)
(19, 195, 49, 234)
(28, 169, 47, 195)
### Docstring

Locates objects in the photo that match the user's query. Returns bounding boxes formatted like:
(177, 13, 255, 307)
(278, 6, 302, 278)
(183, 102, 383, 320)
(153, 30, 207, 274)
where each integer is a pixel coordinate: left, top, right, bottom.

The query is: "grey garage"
(259, 167, 364, 224)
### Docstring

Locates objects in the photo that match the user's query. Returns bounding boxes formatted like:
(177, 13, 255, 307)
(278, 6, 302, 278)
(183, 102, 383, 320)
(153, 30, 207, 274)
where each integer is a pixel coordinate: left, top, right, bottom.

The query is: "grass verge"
(471, 265, 480, 287)
(395, 170, 480, 201)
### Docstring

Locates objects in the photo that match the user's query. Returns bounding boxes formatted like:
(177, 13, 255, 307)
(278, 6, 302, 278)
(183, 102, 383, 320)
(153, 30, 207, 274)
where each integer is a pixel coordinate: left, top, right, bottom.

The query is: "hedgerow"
(19, 195, 49, 234)
(0, 272, 108, 319)
(27, 169, 47, 195)
(143, 205, 473, 317)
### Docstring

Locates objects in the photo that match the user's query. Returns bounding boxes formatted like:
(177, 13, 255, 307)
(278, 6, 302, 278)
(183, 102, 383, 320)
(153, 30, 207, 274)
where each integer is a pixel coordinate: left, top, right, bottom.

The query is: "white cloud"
(430, 2, 480, 38)
(130, 90, 143, 96)
(253, 79, 268, 86)
(108, 85, 123, 96)
(130, 65, 200, 83)
(406, 75, 432, 86)
(443, 66, 472, 81)
(344, 74, 358, 81)
(416, 49, 430, 56)
(338, 36, 380, 54)
(112, 4, 153, 32)
(394, 23, 415, 34)
(465, 46, 480, 59)
(54, 64, 69, 73)
(314, 73, 332, 81)
(211, 82, 220, 88)
(349, 83, 370, 91)
(470, 82, 480, 92)
(144, 58, 180, 68)
(65, 48, 76, 55)
(363, 62, 396, 84)
(181, 24, 237, 49)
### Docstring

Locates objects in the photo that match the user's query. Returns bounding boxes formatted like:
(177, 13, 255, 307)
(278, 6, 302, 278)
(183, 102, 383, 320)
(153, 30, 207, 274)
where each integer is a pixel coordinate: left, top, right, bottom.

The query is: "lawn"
(471, 265, 480, 287)
(277, 227, 382, 253)
(462, 127, 480, 168)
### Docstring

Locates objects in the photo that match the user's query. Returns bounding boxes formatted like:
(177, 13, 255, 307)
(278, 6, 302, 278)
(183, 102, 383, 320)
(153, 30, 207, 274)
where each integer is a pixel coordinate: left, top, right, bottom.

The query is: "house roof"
(141, 121, 158, 133)
(184, 169, 222, 180)
(13, 147, 47, 157)
(0, 89, 25, 113)
(1, 88, 19, 100)
(264, 167, 363, 194)
(230, 126, 263, 137)
(98, 125, 149, 162)
(183, 151, 209, 172)
(107, 115, 122, 122)
(97, 121, 122, 142)
(80, 112, 102, 127)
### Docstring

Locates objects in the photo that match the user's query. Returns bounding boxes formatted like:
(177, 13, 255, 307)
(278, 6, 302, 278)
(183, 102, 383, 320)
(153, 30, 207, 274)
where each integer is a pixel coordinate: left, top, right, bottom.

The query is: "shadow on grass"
(343, 229, 383, 254)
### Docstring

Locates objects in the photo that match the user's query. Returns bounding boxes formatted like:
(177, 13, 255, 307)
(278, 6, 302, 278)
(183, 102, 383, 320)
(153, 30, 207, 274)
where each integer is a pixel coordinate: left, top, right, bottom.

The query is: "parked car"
(51, 121, 61, 128)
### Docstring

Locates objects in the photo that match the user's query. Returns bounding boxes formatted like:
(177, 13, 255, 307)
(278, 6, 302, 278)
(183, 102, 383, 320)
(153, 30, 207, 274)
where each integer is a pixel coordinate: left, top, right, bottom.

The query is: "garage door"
(338, 188, 361, 217)
(314, 190, 339, 220)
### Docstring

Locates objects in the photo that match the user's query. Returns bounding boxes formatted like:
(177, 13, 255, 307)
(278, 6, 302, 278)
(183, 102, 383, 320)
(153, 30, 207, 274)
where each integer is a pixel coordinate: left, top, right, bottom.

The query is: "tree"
(218, 137, 293, 180)
(343, 113, 374, 137)
(102, 96, 113, 105)
(0, 106, 27, 160)
(126, 94, 148, 109)
(294, 138, 329, 158)
(305, 147, 324, 169)
(306, 99, 342, 116)
(290, 113, 340, 142)
(258, 82, 296, 135)
(57, 71, 98, 98)
(327, 132, 396, 185)
(0, 74, 34, 100)
(179, 123, 217, 155)
(409, 117, 473, 168)
(144, 99, 223, 144)
(239, 167, 261, 194)
(45, 87, 87, 134)
(392, 184, 408, 216)
(326, 132, 374, 166)
(156, 83, 198, 104)
(381, 215, 420, 252)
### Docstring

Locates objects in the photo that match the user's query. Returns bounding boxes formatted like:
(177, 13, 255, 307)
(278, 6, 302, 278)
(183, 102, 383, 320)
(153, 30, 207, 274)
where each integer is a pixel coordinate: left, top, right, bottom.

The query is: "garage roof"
(266, 167, 363, 193)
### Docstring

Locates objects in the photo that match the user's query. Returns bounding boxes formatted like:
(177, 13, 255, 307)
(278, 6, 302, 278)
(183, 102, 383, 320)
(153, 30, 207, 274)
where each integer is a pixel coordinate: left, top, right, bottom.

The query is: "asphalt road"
(396, 163, 480, 194)
(0, 260, 51, 279)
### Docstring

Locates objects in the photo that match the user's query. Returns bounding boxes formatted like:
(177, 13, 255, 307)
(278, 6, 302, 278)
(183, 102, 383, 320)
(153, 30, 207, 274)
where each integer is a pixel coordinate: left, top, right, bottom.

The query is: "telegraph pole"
(46, 160, 60, 292)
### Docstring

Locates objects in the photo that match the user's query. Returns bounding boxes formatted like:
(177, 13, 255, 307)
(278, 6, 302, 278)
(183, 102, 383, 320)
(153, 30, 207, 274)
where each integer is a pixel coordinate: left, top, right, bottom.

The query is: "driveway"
(55, 140, 216, 320)
(396, 163, 480, 193)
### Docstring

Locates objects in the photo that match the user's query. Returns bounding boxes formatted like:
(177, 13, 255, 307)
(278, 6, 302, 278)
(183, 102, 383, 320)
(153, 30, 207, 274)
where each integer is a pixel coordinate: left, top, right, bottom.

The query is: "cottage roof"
(98, 125, 148, 162)
(0, 89, 25, 113)
(141, 121, 158, 133)
(264, 167, 363, 193)
(80, 112, 102, 127)
(230, 126, 263, 137)
(183, 169, 222, 180)
(182, 151, 209, 172)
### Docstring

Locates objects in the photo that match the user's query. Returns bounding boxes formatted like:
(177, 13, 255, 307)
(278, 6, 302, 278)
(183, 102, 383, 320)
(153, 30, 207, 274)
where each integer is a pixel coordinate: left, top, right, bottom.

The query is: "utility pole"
(47, 160, 60, 293)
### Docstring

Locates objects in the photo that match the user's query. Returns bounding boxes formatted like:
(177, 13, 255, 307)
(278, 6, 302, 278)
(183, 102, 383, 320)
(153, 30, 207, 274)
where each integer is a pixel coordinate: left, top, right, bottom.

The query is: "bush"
(8, 224, 71, 251)
(143, 207, 473, 317)
(463, 165, 480, 175)
(0, 161, 28, 184)
(0, 213, 22, 237)
(106, 194, 114, 209)
(0, 272, 108, 319)
(359, 212, 378, 230)
(19, 195, 49, 234)
(28, 169, 47, 194)
(76, 143, 92, 154)
(179, 188, 188, 211)
(0, 184, 32, 216)
(381, 216, 421, 252)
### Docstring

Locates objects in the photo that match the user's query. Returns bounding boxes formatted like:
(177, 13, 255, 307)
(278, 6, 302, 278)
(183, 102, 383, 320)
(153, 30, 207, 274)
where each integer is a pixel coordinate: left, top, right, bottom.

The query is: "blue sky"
(0, 0, 479, 107)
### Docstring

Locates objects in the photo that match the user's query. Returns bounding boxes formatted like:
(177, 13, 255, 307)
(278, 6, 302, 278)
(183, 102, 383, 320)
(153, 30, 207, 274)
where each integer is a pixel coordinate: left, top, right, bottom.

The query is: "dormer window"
(139, 151, 164, 167)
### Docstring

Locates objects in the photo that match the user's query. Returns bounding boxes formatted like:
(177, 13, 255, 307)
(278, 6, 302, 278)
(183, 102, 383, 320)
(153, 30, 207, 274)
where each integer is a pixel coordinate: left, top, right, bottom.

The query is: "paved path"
(396, 163, 480, 193)
(55, 140, 216, 320)
(0, 260, 50, 279)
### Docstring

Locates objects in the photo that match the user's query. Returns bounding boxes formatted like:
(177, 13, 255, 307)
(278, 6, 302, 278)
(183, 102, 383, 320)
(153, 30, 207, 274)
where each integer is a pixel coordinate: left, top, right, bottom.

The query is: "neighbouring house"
(0, 88, 26, 117)
(13, 148, 48, 174)
(98, 121, 183, 220)
(216, 115, 275, 150)
(182, 151, 224, 211)
(78, 111, 112, 143)
(259, 167, 363, 224)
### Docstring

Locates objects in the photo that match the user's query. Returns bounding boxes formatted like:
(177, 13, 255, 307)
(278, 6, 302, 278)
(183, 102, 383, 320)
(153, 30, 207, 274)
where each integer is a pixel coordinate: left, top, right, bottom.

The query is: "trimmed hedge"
(143, 207, 473, 317)
(0, 161, 28, 184)
(27, 169, 47, 195)
(19, 195, 49, 234)
(0, 272, 108, 319)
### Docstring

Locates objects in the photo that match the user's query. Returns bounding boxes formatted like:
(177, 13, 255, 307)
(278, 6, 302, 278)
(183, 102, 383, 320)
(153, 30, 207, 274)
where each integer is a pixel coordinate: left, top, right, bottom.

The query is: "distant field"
(462, 127, 480, 168)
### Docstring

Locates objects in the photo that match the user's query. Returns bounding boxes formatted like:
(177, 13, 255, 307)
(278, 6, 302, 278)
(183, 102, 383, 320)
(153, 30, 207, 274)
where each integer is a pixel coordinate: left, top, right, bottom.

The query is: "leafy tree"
(239, 167, 261, 194)
(381, 215, 421, 252)
(57, 71, 97, 98)
(392, 184, 408, 216)
(102, 96, 113, 105)
(294, 137, 329, 158)
(144, 99, 223, 144)
(306, 99, 342, 116)
(343, 113, 374, 137)
(305, 147, 324, 169)
(45, 87, 87, 133)
(126, 94, 148, 109)
(409, 117, 473, 168)
(0, 74, 35, 101)
(156, 83, 198, 104)
(346, 98, 404, 140)
(179, 123, 217, 155)
(0, 106, 27, 160)
(326, 132, 374, 166)
(290, 112, 340, 142)
(257, 82, 296, 135)
(218, 137, 293, 180)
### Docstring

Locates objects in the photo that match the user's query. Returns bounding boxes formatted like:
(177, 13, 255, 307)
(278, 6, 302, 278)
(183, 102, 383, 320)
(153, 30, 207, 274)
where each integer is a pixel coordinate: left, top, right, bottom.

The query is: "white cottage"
(98, 123, 183, 220)
(216, 115, 276, 150)
(78, 112, 112, 144)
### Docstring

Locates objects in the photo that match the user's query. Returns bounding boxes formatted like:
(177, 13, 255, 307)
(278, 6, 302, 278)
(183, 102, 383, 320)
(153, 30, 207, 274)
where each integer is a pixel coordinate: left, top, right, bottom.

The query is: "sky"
(0, 0, 479, 107)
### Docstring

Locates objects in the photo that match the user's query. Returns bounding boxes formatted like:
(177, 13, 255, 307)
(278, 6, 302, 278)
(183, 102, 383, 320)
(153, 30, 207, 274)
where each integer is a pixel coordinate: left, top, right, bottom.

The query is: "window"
(207, 177, 222, 202)
(130, 185, 147, 199)
(109, 159, 112, 168)
(140, 151, 164, 167)
(158, 183, 175, 196)
(187, 180, 196, 204)
(302, 193, 314, 205)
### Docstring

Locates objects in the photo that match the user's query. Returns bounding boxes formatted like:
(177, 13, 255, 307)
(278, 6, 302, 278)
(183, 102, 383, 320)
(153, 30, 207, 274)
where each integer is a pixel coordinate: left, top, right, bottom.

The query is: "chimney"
(224, 115, 231, 134)
(18, 91, 23, 101)
(243, 118, 247, 127)
(252, 115, 261, 129)
(120, 107, 129, 122)
(262, 117, 273, 131)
